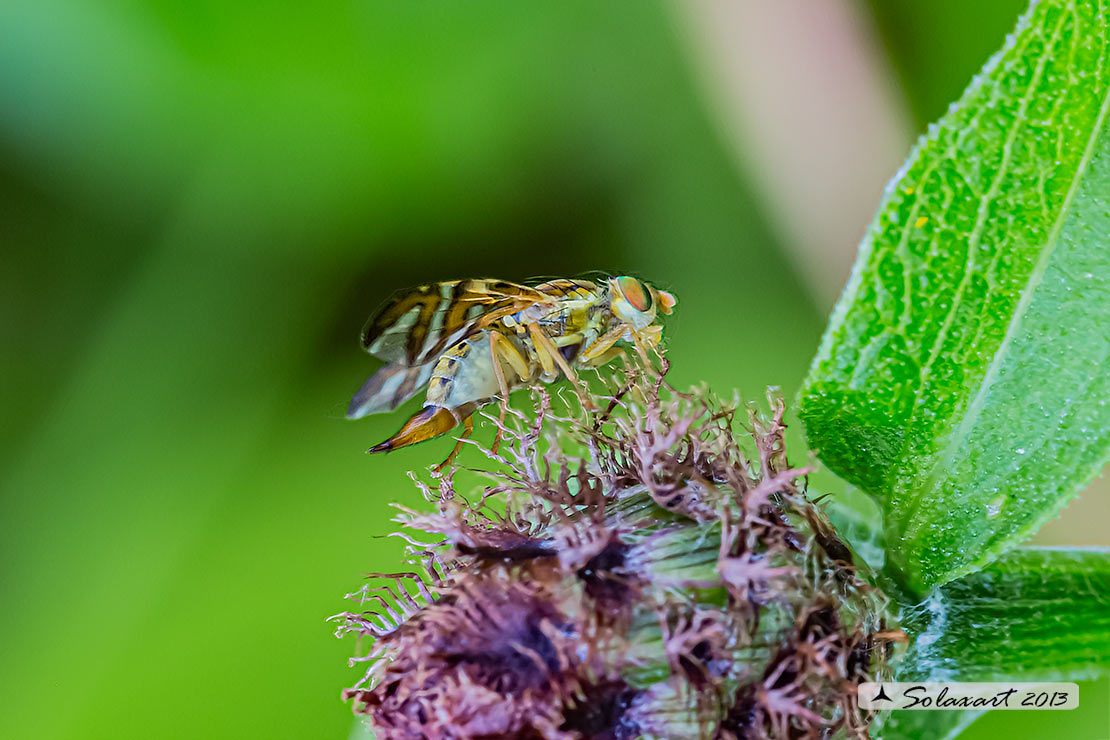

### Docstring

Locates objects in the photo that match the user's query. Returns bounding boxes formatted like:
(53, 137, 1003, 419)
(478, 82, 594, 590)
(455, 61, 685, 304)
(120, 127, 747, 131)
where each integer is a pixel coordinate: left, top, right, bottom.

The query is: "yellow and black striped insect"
(348, 276, 676, 462)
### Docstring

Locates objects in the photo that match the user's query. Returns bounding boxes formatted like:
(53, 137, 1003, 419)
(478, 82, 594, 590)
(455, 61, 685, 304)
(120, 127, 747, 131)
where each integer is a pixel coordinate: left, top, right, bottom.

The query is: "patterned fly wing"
(359, 279, 550, 367)
(346, 362, 434, 419)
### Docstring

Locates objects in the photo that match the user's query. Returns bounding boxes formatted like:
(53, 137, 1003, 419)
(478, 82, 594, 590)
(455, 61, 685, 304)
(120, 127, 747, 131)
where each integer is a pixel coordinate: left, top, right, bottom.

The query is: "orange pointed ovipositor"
(367, 403, 475, 454)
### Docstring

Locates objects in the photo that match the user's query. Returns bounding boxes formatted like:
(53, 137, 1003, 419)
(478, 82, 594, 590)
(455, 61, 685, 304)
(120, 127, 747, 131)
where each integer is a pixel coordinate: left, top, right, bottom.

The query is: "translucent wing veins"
(360, 279, 549, 366)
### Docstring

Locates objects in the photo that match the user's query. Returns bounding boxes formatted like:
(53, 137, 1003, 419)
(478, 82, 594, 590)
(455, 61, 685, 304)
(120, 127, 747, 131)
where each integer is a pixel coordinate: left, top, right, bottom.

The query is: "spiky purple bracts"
(333, 365, 891, 739)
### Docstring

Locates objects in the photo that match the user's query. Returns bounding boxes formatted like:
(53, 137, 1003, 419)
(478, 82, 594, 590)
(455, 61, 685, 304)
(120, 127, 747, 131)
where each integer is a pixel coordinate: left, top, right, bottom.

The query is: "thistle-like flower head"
(333, 361, 891, 739)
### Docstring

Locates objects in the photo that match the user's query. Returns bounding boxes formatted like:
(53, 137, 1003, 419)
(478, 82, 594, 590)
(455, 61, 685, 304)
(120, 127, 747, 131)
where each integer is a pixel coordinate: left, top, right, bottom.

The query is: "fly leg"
(433, 414, 475, 474)
(580, 345, 624, 369)
(526, 323, 595, 411)
(579, 325, 626, 366)
(488, 330, 531, 454)
(631, 325, 662, 366)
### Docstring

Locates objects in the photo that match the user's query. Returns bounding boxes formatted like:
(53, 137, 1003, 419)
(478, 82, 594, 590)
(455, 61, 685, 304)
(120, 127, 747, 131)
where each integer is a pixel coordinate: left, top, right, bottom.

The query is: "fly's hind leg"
(433, 414, 475, 474)
(487, 330, 531, 454)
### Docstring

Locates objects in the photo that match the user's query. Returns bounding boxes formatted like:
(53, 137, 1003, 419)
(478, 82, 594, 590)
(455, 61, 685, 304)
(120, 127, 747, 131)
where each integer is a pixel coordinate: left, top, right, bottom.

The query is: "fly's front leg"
(487, 330, 531, 453)
(582, 345, 624, 368)
(636, 325, 662, 362)
(628, 324, 664, 368)
(579, 325, 626, 365)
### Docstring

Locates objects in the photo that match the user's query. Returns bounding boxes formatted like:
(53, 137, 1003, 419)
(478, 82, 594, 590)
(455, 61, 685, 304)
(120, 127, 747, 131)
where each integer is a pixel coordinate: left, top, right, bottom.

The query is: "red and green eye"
(615, 276, 652, 312)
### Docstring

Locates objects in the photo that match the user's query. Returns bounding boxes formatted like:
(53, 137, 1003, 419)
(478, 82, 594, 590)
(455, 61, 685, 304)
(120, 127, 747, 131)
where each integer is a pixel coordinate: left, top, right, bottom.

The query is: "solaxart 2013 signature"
(859, 682, 1079, 711)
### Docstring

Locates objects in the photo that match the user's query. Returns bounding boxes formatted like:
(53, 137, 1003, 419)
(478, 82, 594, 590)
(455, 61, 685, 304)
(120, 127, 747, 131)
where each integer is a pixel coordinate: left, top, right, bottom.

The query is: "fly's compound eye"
(610, 276, 662, 329)
(614, 276, 653, 312)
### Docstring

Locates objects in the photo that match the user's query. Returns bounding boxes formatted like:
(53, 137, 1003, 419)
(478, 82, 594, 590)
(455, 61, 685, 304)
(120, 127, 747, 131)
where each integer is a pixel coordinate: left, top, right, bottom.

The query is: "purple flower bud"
(333, 363, 893, 739)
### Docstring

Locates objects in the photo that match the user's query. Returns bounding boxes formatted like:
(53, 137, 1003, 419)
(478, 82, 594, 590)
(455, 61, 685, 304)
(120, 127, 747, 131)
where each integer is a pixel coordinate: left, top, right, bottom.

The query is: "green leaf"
(876, 547, 1110, 739)
(800, 0, 1110, 594)
(898, 547, 1110, 682)
(875, 706, 983, 740)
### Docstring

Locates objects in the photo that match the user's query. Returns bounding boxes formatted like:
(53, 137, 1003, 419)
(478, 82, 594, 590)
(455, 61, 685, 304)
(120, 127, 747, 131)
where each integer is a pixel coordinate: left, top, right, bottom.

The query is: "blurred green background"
(1, 1, 1105, 738)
